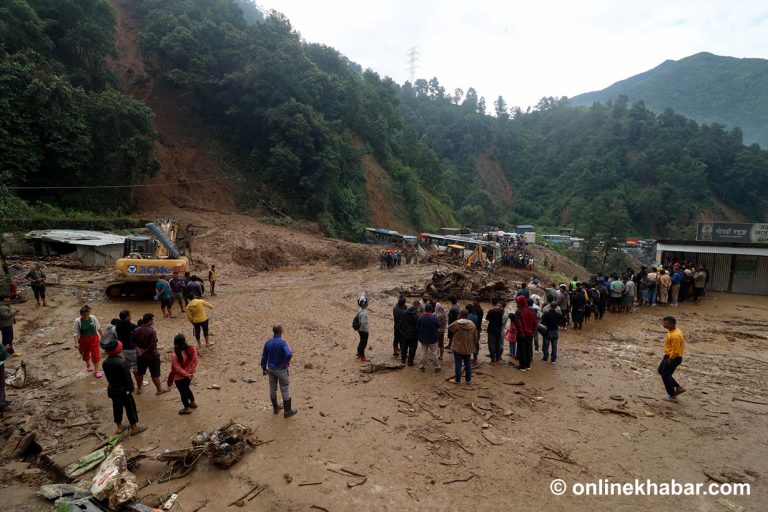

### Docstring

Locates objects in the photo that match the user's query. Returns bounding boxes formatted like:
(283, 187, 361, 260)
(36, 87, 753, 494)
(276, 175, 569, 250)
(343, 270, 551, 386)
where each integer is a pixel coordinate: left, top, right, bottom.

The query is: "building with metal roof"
(655, 240, 768, 295)
(25, 230, 126, 267)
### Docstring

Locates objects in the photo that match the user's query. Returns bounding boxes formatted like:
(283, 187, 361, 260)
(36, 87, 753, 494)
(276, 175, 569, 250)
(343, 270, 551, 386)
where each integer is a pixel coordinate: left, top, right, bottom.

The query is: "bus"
(362, 228, 417, 248)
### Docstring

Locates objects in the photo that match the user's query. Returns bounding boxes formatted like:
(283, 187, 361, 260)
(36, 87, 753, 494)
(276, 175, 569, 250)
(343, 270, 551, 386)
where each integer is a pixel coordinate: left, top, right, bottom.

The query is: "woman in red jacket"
(168, 334, 199, 415)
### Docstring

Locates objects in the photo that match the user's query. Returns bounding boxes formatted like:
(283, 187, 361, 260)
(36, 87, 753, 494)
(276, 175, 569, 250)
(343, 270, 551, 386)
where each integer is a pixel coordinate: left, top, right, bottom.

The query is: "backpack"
(352, 312, 361, 331)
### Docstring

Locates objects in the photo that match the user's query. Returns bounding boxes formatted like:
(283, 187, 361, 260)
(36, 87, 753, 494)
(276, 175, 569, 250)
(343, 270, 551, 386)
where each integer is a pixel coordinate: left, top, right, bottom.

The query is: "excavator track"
(105, 281, 158, 300)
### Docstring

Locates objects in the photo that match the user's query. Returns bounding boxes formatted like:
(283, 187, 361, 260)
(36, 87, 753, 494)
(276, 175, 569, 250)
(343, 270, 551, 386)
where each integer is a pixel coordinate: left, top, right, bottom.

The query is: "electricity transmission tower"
(406, 47, 418, 84)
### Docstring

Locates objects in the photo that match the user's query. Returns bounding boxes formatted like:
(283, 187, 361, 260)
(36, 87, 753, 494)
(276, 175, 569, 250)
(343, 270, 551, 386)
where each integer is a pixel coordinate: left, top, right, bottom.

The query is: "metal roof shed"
(656, 240, 768, 295)
(25, 230, 126, 267)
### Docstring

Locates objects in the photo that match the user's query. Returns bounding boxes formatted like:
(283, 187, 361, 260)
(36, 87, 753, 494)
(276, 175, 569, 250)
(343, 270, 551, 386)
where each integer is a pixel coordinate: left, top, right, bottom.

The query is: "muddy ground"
(2, 214, 767, 512)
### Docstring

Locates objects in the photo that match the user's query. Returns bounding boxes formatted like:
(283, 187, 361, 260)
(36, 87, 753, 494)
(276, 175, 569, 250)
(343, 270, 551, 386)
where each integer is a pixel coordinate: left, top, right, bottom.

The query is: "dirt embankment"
(353, 135, 417, 234)
(475, 149, 514, 215)
(107, 0, 237, 215)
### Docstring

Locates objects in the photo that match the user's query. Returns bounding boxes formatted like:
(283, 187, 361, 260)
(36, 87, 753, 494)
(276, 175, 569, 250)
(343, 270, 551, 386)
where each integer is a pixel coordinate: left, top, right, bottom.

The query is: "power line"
(6, 178, 220, 190)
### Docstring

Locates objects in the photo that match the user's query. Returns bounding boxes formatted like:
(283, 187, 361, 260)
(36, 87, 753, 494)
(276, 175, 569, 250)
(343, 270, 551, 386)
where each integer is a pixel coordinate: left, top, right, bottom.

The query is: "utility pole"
(406, 47, 418, 84)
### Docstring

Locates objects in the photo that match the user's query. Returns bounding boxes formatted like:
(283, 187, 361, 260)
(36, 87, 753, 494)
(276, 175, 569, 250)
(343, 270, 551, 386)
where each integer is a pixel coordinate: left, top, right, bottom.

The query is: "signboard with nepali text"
(696, 223, 768, 243)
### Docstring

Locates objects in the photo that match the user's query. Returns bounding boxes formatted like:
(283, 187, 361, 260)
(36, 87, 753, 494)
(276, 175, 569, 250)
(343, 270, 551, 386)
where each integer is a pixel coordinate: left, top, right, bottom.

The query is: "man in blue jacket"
(261, 324, 297, 418)
(417, 303, 442, 373)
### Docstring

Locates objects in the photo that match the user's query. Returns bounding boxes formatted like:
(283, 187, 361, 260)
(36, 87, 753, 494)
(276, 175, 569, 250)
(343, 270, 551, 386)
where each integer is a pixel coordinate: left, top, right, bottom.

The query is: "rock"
(481, 423, 491, 429)
(229, 378, 237, 383)
(208, 384, 221, 390)
(283, 473, 293, 483)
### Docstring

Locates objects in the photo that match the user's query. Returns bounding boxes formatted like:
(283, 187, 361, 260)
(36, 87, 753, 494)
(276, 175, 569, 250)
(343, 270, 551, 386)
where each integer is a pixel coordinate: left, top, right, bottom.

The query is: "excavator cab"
(123, 235, 156, 259)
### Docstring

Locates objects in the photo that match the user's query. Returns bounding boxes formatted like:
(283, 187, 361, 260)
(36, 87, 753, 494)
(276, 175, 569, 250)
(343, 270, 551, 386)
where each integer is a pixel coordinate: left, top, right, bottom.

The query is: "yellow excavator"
(466, 245, 485, 268)
(106, 221, 189, 298)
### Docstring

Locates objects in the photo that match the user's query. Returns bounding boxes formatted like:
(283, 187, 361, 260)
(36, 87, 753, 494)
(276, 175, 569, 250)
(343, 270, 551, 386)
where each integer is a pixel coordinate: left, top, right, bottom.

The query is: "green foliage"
(234, 0, 263, 25)
(0, 51, 158, 213)
(0, 187, 145, 231)
(571, 52, 768, 148)
(28, 0, 119, 89)
(6, 0, 765, 244)
(399, 82, 768, 237)
(1, 0, 157, 221)
(131, 0, 457, 236)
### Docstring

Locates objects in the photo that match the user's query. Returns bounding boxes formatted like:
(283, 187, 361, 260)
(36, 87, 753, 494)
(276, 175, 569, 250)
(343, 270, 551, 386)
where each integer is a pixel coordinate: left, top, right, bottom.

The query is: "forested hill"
(570, 52, 768, 148)
(2, 1, 768, 241)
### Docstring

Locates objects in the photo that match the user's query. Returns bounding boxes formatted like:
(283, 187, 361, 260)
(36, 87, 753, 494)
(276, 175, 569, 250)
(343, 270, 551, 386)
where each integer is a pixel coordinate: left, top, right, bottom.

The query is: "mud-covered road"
(2, 216, 767, 512)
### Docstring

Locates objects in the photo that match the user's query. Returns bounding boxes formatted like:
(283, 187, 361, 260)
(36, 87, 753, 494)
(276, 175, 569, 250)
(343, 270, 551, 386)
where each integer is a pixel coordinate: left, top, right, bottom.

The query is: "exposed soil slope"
(475, 149, 514, 215)
(352, 135, 417, 233)
(107, 0, 236, 215)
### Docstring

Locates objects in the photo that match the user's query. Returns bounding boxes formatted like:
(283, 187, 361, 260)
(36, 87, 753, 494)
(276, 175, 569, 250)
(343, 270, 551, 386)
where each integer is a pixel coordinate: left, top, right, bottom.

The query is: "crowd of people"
(0, 259, 304, 427)
(379, 246, 418, 268)
(359, 260, 700, 402)
(498, 235, 535, 269)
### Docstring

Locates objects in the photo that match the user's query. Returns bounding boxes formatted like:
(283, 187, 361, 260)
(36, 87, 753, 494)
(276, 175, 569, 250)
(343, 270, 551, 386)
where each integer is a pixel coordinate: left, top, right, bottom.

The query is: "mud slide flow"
(2, 227, 767, 512)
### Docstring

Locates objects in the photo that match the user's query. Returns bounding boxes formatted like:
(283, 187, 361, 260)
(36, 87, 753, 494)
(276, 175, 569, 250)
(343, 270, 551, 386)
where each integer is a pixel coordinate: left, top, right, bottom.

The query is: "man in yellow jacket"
(186, 296, 213, 348)
(659, 316, 685, 402)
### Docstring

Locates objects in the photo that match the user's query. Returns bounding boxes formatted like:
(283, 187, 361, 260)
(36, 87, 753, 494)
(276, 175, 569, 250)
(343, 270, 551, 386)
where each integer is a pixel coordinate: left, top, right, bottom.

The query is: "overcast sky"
(260, 0, 768, 109)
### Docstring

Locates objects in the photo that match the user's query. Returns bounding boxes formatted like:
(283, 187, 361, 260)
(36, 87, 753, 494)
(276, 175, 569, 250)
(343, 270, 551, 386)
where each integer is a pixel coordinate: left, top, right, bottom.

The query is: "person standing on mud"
(101, 338, 146, 435)
(185, 276, 203, 300)
(261, 324, 297, 417)
(208, 265, 217, 296)
(398, 300, 419, 366)
(354, 296, 370, 362)
(485, 299, 505, 363)
(466, 304, 481, 363)
(540, 301, 563, 363)
(186, 295, 214, 348)
(168, 334, 199, 415)
(169, 273, 186, 312)
(155, 275, 174, 318)
(658, 270, 671, 306)
(72, 305, 104, 378)
(25, 263, 47, 307)
(432, 297, 448, 361)
(570, 284, 586, 330)
(392, 297, 407, 358)
(111, 311, 140, 389)
(1, 296, 20, 357)
(514, 296, 537, 371)
(446, 295, 460, 351)
(659, 316, 685, 402)
(693, 267, 707, 302)
(448, 309, 476, 384)
(417, 303, 441, 373)
(132, 313, 167, 395)
(556, 284, 570, 328)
